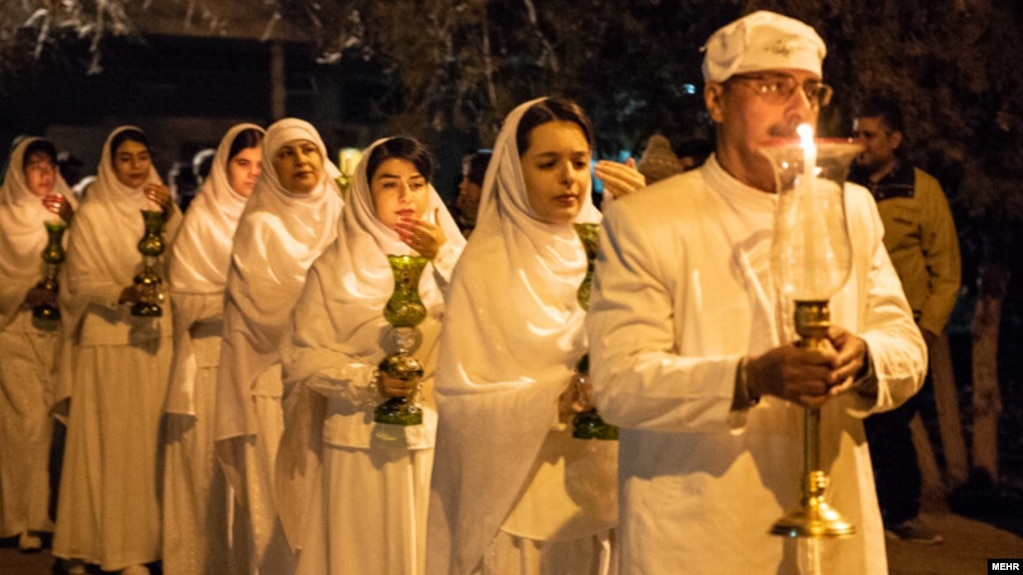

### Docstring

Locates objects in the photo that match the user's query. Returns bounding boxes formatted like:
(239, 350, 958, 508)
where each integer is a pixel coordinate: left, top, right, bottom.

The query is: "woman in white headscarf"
(163, 123, 264, 575)
(0, 136, 77, 552)
(52, 126, 181, 575)
(427, 97, 645, 575)
(280, 136, 464, 574)
(215, 118, 344, 575)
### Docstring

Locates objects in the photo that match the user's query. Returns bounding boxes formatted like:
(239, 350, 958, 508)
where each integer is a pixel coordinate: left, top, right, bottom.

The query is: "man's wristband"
(732, 356, 760, 410)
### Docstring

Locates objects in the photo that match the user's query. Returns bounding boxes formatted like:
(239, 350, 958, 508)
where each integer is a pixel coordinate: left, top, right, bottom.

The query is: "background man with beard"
(850, 96, 962, 545)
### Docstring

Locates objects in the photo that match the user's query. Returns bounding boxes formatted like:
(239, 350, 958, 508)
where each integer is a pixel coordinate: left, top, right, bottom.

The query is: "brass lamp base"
(131, 302, 163, 317)
(770, 299, 857, 539)
(374, 352, 424, 426)
(374, 397, 423, 426)
(572, 409, 619, 440)
(32, 302, 60, 321)
(770, 471, 856, 538)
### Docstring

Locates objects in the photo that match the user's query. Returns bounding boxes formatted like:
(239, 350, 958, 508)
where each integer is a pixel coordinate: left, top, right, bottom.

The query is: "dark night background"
(1, 0, 1022, 533)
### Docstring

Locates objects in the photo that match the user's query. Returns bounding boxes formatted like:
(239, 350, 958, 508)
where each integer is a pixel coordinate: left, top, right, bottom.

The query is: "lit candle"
(797, 124, 816, 189)
(341, 150, 353, 176)
(797, 124, 820, 295)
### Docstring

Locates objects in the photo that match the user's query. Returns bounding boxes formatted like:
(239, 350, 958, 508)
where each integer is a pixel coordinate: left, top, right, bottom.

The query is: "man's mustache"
(768, 125, 801, 139)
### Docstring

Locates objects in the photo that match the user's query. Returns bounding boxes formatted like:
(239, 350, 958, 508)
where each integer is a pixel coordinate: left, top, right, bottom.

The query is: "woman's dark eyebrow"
(533, 150, 587, 158)
(377, 173, 424, 180)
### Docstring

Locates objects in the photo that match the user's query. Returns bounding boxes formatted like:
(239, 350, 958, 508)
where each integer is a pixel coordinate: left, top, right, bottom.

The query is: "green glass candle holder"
(573, 223, 599, 311)
(374, 254, 429, 426)
(32, 219, 68, 322)
(131, 209, 166, 317)
(570, 354, 619, 441)
(571, 223, 618, 441)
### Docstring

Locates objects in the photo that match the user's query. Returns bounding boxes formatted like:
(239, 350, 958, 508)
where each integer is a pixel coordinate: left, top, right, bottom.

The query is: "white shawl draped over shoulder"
(215, 118, 344, 443)
(166, 123, 264, 417)
(427, 99, 603, 574)
(0, 137, 77, 331)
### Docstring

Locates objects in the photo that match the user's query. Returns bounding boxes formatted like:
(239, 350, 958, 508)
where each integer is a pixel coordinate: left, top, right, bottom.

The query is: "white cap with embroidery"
(701, 11, 826, 83)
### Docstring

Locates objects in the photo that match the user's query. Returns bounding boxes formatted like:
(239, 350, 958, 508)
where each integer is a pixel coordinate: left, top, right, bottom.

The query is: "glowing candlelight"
(797, 124, 820, 294)
(797, 124, 816, 187)
(339, 148, 362, 177)
(342, 151, 353, 176)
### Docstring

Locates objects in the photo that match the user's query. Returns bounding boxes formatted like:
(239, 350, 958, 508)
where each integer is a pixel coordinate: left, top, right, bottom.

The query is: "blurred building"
(0, 2, 391, 181)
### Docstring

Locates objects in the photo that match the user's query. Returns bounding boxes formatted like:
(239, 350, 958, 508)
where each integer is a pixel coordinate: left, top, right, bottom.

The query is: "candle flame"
(797, 124, 814, 148)
(798, 124, 819, 178)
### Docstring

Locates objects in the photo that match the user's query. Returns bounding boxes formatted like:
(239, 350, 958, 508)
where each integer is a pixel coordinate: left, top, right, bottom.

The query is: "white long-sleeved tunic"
(588, 156, 927, 575)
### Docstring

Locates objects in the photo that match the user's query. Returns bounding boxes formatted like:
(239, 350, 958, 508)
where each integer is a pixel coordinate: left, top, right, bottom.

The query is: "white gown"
(0, 136, 76, 541)
(280, 137, 465, 575)
(428, 99, 618, 575)
(214, 118, 343, 575)
(0, 311, 58, 538)
(162, 123, 263, 575)
(52, 126, 182, 572)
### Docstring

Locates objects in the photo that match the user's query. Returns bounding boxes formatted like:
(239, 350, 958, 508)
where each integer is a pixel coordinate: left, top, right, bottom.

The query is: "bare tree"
(4, 1, 1023, 491)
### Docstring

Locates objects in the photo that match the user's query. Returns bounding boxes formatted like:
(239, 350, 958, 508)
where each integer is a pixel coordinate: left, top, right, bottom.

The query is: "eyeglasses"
(727, 73, 833, 108)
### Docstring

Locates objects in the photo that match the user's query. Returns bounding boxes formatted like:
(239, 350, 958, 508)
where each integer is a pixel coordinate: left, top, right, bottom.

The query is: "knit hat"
(701, 10, 826, 83)
(637, 135, 684, 184)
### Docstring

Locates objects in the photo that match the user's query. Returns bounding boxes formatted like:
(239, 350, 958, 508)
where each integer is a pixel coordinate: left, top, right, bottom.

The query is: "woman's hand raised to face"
(42, 193, 74, 222)
(595, 157, 646, 199)
(395, 207, 447, 260)
(142, 182, 174, 212)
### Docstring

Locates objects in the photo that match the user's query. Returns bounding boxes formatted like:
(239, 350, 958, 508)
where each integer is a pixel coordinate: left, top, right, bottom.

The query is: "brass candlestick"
(32, 220, 68, 321)
(374, 254, 428, 426)
(762, 130, 862, 538)
(131, 209, 166, 317)
(769, 301, 855, 538)
(571, 223, 618, 441)
(336, 148, 362, 197)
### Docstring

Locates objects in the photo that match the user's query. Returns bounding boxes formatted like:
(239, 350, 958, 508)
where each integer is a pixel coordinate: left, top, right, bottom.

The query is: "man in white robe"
(587, 11, 927, 575)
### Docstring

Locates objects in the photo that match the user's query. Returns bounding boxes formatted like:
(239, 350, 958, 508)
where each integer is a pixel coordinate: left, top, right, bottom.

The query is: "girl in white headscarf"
(279, 136, 464, 574)
(163, 123, 264, 575)
(0, 136, 77, 552)
(215, 118, 344, 575)
(427, 97, 645, 575)
(52, 126, 181, 575)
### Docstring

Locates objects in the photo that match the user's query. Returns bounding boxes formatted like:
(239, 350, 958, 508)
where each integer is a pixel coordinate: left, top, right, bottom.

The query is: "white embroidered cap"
(701, 10, 826, 82)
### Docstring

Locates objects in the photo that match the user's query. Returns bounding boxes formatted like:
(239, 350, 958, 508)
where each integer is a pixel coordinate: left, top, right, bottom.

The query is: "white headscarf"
(428, 98, 602, 573)
(169, 123, 264, 294)
(165, 123, 264, 416)
(285, 137, 465, 387)
(0, 136, 76, 330)
(66, 126, 180, 291)
(216, 118, 344, 442)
